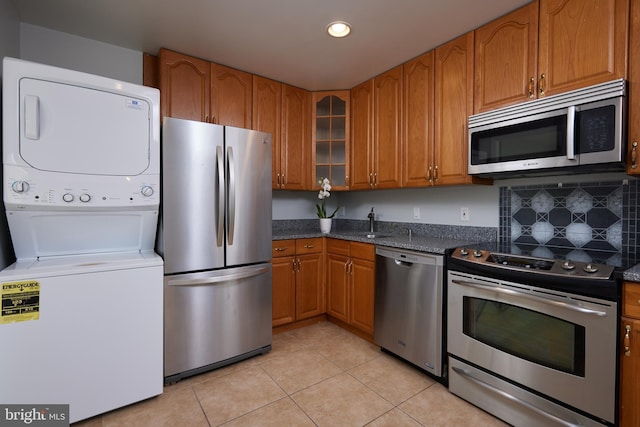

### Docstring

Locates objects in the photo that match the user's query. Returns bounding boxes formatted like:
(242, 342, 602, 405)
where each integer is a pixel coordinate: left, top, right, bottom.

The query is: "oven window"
(470, 115, 566, 165)
(462, 297, 585, 376)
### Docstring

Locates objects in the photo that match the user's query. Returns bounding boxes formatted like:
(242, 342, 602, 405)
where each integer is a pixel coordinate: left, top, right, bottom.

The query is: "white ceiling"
(10, 0, 531, 91)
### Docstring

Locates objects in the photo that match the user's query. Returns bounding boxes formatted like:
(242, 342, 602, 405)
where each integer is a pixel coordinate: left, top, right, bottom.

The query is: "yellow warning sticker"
(1, 280, 40, 324)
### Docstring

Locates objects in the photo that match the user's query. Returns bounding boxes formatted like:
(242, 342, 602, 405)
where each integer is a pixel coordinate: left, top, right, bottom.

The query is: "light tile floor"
(74, 321, 508, 426)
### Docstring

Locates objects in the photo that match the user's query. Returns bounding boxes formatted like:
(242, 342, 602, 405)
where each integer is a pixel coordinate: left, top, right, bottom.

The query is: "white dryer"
(0, 57, 163, 423)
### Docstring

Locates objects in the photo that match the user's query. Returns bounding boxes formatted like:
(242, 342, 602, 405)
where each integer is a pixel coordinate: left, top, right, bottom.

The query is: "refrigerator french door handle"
(167, 265, 271, 287)
(227, 146, 236, 246)
(216, 146, 225, 248)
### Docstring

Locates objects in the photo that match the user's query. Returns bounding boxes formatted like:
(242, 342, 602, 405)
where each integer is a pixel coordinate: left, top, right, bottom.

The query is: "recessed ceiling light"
(327, 21, 351, 38)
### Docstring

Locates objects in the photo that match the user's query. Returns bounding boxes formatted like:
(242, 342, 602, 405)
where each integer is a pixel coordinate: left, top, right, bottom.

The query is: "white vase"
(319, 218, 332, 234)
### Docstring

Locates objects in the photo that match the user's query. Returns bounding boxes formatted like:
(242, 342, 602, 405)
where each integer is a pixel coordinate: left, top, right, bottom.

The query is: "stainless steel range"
(447, 245, 621, 427)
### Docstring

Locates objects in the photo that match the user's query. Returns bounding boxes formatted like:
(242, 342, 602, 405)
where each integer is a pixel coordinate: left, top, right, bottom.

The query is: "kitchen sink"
(363, 233, 391, 239)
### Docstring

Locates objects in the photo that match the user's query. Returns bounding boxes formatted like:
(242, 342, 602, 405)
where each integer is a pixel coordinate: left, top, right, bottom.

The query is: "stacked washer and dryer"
(0, 58, 163, 423)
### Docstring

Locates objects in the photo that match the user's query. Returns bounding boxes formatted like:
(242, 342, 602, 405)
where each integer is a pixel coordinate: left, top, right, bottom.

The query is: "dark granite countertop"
(273, 229, 487, 255)
(624, 264, 640, 282)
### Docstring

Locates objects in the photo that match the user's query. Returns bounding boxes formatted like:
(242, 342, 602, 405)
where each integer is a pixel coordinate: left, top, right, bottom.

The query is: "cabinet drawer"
(327, 238, 350, 256)
(350, 242, 375, 260)
(272, 240, 296, 258)
(624, 282, 640, 318)
(296, 238, 323, 254)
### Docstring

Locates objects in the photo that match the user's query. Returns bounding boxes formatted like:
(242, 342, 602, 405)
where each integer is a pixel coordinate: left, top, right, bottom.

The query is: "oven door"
(447, 271, 617, 424)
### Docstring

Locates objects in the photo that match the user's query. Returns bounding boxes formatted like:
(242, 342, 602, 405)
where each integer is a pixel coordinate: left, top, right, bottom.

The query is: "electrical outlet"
(413, 207, 420, 219)
(460, 207, 470, 221)
(339, 206, 346, 217)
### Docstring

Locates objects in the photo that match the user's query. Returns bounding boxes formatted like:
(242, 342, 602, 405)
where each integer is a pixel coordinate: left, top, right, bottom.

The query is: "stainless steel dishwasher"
(374, 246, 445, 378)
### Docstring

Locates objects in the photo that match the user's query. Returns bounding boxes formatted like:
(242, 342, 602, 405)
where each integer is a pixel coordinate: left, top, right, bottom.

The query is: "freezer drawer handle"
(167, 265, 271, 287)
(451, 366, 580, 427)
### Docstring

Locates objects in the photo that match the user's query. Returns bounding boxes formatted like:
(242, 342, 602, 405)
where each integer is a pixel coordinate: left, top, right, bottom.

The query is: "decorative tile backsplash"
(499, 178, 639, 263)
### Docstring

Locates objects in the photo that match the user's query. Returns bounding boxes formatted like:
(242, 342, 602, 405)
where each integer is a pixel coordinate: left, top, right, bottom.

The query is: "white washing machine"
(0, 57, 163, 423)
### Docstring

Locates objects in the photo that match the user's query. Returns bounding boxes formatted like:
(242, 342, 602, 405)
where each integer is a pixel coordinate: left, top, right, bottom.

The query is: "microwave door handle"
(566, 105, 576, 160)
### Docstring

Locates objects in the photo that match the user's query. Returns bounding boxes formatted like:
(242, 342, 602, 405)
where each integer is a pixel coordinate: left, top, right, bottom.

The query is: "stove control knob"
(583, 264, 599, 274)
(459, 248, 469, 256)
(561, 261, 576, 271)
(473, 250, 483, 258)
(79, 193, 91, 203)
(62, 193, 74, 203)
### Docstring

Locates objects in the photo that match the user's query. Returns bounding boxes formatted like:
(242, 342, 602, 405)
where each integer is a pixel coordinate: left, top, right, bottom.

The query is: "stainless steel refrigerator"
(157, 117, 272, 384)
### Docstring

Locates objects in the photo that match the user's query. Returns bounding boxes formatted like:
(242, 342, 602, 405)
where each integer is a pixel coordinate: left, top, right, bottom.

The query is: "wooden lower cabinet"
(620, 281, 640, 426)
(326, 239, 376, 337)
(271, 238, 324, 327)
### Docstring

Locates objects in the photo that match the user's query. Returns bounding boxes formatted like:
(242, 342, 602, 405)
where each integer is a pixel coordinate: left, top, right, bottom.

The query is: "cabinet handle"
(344, 260, 350, 273)
(368, 172, 374, 188)
(274, 247, 287, 252)
(303, 244, 315, 249)
(539, 73, 546, 97)
(434, 165, 439, 183)
(624, 324, 631, 357)
(205, 115, 209, 123)
(292, 259, 297, 272)
(631, 141, 638, 169)
(373, 172, 378, 187)
(345, 175, 350, 187)
(427, 166, 433, 183)
(528, 77, 535, 98)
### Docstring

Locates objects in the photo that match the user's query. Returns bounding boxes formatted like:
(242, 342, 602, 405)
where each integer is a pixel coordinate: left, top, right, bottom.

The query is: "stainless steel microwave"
(468, 79, 626, 178)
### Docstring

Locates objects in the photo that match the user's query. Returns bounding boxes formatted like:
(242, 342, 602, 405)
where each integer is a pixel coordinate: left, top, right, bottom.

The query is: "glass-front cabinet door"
(312, 91, 350, 190)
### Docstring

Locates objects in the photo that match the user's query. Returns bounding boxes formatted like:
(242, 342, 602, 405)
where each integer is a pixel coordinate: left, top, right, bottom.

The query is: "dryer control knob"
(11, 180, 29, 193)
(62, 193, 74, 203)
(141, 186, 154, 197)
(79, 193, 91, 203)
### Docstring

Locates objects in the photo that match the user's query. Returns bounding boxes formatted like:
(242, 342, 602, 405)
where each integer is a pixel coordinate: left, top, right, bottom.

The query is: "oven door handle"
(451, 366, 581, 427)
(451, 279, 608, 317)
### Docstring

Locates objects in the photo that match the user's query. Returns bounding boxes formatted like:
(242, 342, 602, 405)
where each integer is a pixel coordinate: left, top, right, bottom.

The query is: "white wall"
(20, 23, 142, 84)
(274, 171, 632, 227)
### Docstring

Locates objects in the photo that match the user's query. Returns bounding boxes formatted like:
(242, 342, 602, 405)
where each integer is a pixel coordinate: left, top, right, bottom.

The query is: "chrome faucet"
(368, 207, 375, 233)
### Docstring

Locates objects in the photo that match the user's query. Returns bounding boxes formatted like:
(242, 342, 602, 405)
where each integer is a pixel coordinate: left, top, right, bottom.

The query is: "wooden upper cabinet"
(403, 50, 435, 187)
(474, 1, 538, 113)
(312, 91, 351, 190)
(350, 79, 374, 190)
(350, 66, 402, 190)
(280, 84, 310, 190)
(628, 0, 640, 174)
(159, 48, 254, 127)
(538, 0, 628, 97)
(159, 48, 211, 122)
(253, 76, 282, 189)
(373, 65, 403, 189)
(434, 32, 476, 186)
(210, 63, 252, 128)
(473, 0, 628, 113)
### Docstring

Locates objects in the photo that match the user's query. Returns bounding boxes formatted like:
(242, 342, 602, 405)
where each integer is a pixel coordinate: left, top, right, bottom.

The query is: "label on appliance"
(126, 98, 144, 110)
(1, 280, 40, 324)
